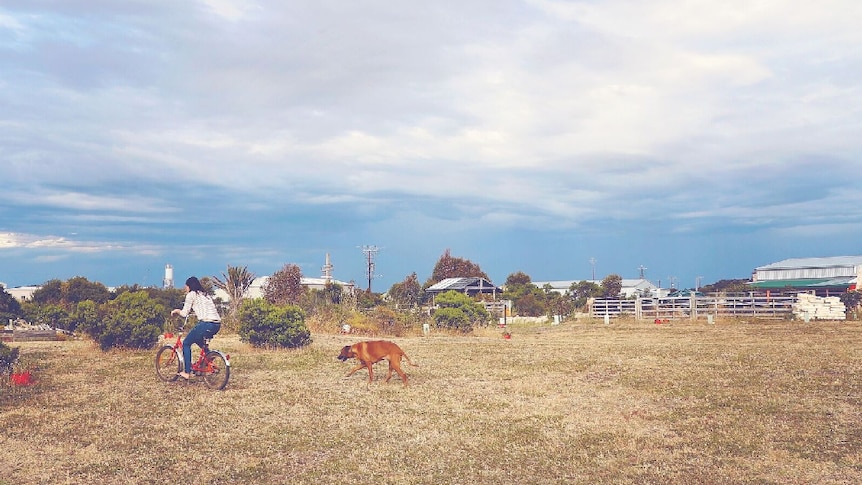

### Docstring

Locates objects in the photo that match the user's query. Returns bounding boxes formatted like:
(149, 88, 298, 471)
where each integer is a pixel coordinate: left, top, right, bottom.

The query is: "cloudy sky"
(2, 0, 861, 292)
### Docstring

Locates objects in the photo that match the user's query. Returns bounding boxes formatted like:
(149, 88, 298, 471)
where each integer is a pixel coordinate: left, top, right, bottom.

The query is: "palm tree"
(212, 265, 256, 318)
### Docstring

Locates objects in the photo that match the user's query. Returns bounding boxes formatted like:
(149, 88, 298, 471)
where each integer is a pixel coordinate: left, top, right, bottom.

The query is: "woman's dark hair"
(185, 276, 205, 294)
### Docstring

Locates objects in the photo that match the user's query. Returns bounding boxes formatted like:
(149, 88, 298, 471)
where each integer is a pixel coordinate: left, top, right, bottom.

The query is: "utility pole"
(638, 265, 647, 279)
(589, 257, 597, 282)
(360, 245, 379, 293)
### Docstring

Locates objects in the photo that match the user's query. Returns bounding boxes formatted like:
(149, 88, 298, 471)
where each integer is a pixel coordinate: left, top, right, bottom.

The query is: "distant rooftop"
(425, 277, 500, 294)
(756, 256, 862, 270)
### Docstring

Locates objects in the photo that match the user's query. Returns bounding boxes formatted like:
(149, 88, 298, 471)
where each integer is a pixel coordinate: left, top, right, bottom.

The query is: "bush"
(433, 290, 490, 332)
(22, 303, 71, 330)
(0, 340, 20, 375)
(81, 291, 164, 350)
(237, 299, 312, 349)
(433, 307, 472, 332)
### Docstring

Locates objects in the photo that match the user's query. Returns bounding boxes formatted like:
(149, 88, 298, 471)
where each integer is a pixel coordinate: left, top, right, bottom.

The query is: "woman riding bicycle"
(170, 276, 221, 380)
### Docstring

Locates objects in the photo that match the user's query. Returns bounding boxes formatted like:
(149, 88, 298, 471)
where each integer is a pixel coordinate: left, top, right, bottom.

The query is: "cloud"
(1, 1, 861, 288)
(197, 0, 259, 22)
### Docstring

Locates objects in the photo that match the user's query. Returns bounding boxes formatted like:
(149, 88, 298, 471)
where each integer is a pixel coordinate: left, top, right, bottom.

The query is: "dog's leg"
(388, 355, 409, 386)
(365, 361, 375, 383)
(345, 362, 366, 377)
(384, 357, 394, 383)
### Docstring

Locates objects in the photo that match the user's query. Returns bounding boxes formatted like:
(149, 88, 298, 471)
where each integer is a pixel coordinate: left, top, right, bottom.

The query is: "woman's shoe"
(177, 372, 191, 380)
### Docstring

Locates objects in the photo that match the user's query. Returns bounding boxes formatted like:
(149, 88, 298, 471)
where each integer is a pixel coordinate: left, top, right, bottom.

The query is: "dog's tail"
(402, 352, 419, 367)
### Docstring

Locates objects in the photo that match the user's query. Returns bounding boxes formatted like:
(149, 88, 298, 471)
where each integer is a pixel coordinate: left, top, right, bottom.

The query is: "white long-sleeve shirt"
(178, 291, 221, 323)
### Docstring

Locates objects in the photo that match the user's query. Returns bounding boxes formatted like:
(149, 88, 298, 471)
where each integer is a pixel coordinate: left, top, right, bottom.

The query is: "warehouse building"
(749, 256, 862, 295)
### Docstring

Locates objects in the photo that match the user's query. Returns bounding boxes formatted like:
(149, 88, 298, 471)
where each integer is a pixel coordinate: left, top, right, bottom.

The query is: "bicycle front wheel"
(202, 351, 230, 390)
(155, 346, 181, 382)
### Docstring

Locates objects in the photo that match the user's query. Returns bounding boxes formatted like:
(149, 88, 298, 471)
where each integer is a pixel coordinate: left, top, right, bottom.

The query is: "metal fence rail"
(591, 295, 798, 321)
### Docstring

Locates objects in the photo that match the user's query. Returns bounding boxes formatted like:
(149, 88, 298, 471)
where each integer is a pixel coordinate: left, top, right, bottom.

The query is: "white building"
(1, 284, 40, 301)
(530, 278, 659, 298)
(219, 275, 355, 301)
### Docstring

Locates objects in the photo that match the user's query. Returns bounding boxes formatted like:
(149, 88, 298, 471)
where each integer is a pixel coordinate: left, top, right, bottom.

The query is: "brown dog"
(337, 340, 418, 386)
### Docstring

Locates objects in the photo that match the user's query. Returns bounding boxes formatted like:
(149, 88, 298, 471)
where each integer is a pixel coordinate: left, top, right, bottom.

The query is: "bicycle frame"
(156, 321, 231, 389)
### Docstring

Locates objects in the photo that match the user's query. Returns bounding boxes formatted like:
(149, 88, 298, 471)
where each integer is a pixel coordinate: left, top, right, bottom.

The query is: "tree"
(546, 291, 574, 318)
(425, 249, 489, 287)
(600, 274, 623, 298)
(699, 279, 750, 294)
(0, 286, 22, 321)
(388, 273, 422, 308)
(32, 279, 63, 305)
(321, 282, 343, 305)
(568, 280, 602, 309)
(513, 292, 545, 317)
(502, 272, 547, 317)
(264, 264, 305, 306)
(212, 265, 256, 319)
(64, 277, 110, 305)
(505, 271, 532, 286)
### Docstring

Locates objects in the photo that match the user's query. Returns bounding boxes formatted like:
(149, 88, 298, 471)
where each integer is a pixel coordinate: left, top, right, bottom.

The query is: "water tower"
(163, 264, 174, 289)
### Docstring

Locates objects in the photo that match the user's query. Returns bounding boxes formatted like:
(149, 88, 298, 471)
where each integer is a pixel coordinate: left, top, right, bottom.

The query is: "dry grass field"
(2, 319, 861, 484)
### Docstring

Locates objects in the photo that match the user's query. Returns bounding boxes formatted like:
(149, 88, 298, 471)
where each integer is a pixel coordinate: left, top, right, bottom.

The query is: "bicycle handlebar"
(168, 314, 190, 332)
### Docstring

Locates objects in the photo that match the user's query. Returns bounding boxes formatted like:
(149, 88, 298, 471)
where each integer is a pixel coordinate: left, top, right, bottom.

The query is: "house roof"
(425, 277, 500, 294)
(756, 256, 862, 270)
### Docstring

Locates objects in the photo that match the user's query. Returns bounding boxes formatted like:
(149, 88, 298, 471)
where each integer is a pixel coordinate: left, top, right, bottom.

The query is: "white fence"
(591, 294, 802, 321)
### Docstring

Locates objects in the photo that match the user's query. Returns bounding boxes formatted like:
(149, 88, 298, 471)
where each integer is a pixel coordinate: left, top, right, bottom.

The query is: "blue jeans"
(183, 321, 221, 373)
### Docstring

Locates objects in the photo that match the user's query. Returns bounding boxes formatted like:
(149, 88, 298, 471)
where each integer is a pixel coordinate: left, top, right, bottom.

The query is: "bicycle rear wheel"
(202, 351, 230, 390)
(155, 346, 181, 382)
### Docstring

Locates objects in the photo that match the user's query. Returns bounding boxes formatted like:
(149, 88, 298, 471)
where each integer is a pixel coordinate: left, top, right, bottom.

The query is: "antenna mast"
(361, 245, 379, 292)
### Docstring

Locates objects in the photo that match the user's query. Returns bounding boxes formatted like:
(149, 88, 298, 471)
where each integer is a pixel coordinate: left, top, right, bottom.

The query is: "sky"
(2, 0, 862, 293)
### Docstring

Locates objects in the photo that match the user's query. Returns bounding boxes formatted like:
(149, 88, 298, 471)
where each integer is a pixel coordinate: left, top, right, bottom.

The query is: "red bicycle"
(154, 320, 231, 390)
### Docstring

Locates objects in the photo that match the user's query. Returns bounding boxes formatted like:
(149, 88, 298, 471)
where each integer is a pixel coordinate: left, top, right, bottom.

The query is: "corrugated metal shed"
(754, 256, 862, 281)
(749, 277, 856, 289)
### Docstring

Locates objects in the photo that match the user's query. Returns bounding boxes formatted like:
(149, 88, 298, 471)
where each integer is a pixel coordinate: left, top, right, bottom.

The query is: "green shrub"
(237, 299, 312, 348)
(82, 291, 164, 350)
(22, 303, 71, 330)
(0, 340, 20, 375)
(433, 307, 472, 332)
(69, 300, 100, 334)
(433, 290, 490, 332)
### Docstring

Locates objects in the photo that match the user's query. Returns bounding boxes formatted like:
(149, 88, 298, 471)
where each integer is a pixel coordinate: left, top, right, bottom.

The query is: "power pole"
(638, 265, 647, 279)
(361, 245, 379, 292)
(589, 257, 597, 281)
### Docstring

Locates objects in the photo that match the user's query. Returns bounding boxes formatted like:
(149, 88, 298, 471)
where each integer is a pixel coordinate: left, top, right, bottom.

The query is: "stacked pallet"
(793, 293, 846, 321)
